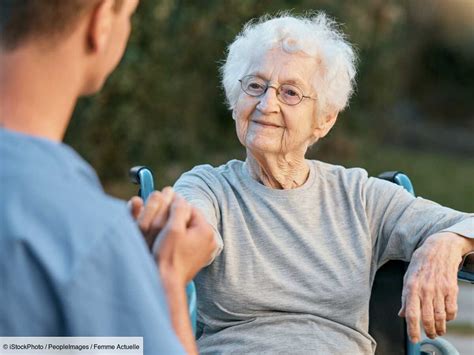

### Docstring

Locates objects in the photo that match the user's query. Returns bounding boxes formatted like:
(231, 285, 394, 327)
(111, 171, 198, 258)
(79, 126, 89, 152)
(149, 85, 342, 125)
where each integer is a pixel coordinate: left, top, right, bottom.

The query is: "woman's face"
(233, 48, 321, 157)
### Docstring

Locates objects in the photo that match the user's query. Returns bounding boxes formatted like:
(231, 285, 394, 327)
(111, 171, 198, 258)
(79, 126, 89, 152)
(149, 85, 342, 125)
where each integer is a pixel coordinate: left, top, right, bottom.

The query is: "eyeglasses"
(239, 75, 316, 106)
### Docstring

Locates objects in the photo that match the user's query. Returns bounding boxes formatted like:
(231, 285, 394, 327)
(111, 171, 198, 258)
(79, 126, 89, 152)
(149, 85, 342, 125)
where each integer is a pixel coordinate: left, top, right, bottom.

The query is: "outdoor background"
(66, 0, 473, 351)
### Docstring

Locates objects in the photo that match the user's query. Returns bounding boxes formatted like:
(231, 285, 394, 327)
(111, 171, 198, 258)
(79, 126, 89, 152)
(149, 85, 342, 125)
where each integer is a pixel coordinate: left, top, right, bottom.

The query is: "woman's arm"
(364, 177, 474, 343)
(364, 177, 473, 266)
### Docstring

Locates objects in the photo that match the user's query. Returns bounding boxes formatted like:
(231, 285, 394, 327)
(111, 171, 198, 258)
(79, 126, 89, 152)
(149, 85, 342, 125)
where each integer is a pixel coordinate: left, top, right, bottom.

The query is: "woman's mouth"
(252, 120, 283, 128)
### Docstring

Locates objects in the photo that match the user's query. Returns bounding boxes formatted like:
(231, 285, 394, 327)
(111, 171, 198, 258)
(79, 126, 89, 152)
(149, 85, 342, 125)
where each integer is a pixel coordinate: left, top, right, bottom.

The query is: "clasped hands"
(129, 187, 217, 286)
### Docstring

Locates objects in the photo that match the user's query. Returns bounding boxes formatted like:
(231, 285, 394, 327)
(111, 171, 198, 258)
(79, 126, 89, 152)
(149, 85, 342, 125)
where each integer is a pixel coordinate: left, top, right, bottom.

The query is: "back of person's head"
(0, 0, 123, 51)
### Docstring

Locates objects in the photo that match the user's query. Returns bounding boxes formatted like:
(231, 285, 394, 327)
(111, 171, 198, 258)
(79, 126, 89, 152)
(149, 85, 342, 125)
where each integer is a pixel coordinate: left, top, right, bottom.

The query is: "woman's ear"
(312, 110, 339, 140)
(86, 0, 115, 53)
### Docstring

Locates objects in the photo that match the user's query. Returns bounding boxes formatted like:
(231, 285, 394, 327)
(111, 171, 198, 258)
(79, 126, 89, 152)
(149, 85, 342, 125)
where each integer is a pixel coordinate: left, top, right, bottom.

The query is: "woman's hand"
(399, 232, 474, 343)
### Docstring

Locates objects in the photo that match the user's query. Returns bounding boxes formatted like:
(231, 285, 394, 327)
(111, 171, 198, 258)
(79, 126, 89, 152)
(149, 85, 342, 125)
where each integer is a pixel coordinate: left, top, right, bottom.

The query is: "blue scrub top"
(0, 129, 184, 354)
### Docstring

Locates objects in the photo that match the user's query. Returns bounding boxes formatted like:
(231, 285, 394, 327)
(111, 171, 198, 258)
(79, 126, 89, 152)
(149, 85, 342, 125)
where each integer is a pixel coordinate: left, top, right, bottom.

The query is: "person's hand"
(128, 187, 175, 249)
(139, 194, 215, 355)
(399, 232, 473, 343)
(156, 195, 217, 285)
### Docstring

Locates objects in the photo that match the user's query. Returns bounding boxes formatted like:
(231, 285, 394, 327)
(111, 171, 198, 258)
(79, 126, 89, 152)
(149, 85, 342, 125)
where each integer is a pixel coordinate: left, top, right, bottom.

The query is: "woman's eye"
(248, 82, 264, 90)
(286, 88, 298, 97)
(282, 86, 301, 98)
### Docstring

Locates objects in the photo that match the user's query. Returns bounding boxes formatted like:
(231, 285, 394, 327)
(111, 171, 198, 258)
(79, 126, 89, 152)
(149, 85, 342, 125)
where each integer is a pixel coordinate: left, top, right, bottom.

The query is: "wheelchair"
(130, 167, 473, 354)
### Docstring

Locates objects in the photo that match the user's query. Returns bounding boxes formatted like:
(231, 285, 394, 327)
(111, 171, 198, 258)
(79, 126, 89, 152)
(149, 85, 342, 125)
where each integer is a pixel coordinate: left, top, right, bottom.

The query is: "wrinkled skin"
(399, 232, 473, 343)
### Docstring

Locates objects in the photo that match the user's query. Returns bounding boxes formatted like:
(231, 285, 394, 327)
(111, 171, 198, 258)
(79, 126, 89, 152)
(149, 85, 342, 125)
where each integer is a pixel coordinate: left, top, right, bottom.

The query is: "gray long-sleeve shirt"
(174, 159, 473, 354)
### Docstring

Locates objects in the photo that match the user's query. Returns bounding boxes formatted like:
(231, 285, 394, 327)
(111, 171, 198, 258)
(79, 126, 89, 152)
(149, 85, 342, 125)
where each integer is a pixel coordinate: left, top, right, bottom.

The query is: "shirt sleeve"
(174, 166, 224, 263)
(61, 214, 186, 355)
(364, 176, 474, 268)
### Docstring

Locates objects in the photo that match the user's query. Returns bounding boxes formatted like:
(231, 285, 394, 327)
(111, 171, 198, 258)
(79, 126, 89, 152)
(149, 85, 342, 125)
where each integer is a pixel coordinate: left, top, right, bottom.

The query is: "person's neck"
(245, 149, 310, 189)
(0, 44, 81, 142)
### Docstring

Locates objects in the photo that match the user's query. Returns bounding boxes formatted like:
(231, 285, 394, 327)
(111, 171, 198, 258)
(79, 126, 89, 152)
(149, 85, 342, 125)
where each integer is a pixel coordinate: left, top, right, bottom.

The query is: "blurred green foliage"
(65, 0, 474, 210)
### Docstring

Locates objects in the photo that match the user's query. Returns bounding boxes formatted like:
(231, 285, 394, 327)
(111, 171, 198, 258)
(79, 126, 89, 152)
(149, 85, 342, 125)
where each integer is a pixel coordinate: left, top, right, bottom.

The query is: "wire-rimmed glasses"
(239, 75, 316, 106)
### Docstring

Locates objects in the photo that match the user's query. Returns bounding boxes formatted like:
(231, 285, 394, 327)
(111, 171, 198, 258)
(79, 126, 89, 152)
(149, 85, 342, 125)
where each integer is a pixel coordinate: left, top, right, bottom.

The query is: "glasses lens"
(241, 76, 266, 96)
(278, 84, 303, 105)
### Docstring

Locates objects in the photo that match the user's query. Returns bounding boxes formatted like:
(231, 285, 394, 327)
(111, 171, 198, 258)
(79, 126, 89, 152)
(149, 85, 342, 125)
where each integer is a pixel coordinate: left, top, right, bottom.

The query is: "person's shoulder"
(0, 132, 138, 277)
(176, 160, 244, 184)
(310, 160, 369, 182)
(2, 159, 131, 234)
(2, 141, 127, 231)
(183, 159, 243, 174)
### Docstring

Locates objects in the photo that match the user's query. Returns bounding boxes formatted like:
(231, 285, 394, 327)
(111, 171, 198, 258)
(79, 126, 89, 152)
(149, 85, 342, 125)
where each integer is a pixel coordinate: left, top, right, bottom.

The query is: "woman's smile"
(251, 119, 283, 128)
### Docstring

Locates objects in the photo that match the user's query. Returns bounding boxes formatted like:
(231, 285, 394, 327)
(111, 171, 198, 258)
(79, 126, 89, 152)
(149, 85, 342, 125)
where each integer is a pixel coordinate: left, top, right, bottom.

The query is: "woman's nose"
(256, 86, 280, 114)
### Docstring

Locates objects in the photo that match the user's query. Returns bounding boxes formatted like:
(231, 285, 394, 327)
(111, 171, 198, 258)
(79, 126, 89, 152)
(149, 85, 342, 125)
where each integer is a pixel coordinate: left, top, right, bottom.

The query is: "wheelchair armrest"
(458, 251, 474, 283)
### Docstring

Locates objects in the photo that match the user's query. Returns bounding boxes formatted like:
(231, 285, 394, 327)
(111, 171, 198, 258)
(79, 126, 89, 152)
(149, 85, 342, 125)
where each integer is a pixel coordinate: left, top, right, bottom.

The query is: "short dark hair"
(0, 0, 124, 51)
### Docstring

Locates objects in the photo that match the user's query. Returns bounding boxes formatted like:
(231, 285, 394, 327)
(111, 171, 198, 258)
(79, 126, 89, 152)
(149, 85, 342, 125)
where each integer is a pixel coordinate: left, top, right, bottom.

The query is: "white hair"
(221, 12, 357, 114)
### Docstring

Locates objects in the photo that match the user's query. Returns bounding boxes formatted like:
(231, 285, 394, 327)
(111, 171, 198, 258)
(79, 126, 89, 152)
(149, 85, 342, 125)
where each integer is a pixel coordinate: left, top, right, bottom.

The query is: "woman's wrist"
(453, 233, 474, 255)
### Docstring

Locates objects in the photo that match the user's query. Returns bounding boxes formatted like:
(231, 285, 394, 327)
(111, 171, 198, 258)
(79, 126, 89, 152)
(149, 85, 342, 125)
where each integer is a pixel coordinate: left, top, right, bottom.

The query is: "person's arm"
(159, 269, 197, 354)
(157, 197, 217, 354)
(131, 192, 217, 353)
(172, 166, 224, 257)
(364, 176, 474, 343)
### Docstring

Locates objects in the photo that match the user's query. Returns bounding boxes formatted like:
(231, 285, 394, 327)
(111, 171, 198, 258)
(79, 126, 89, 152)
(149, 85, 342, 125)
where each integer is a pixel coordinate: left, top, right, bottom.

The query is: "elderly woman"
(137, 13, 473, 354)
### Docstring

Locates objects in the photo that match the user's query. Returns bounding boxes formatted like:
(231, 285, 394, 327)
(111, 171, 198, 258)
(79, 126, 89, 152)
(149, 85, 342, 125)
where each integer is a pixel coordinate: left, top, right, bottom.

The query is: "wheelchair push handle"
(129, 166, 155, 203)
(129, 166, 198, 333)
(378, 171, 415, 196)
